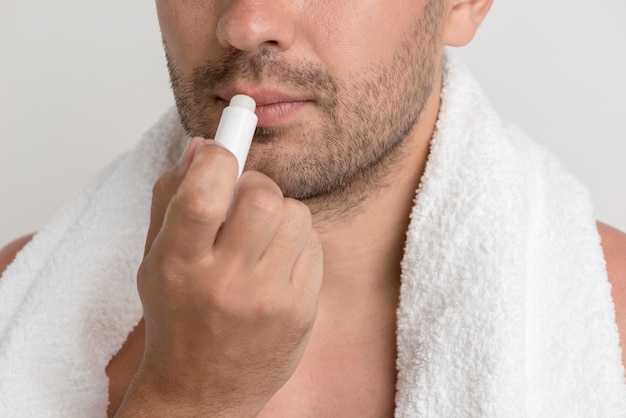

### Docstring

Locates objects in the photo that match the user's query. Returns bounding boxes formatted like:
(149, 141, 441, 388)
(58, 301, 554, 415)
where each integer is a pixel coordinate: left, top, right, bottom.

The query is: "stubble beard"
(166, 1, 443, 218)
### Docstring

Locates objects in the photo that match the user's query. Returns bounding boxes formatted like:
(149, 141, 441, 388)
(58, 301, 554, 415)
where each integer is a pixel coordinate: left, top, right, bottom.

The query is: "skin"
(164, 0, 443, 214)
(1, 0, 625, 416)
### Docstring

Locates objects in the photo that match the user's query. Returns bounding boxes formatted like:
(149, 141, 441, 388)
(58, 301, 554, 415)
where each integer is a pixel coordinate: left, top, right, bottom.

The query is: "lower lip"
(254, 101, 311, 127)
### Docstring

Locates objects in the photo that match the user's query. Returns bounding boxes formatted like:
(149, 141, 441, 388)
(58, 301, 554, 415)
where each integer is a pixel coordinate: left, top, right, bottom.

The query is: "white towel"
(0, 109, 187, 416)
(395, 53, 626, 416)
(1, 51, 625, 417)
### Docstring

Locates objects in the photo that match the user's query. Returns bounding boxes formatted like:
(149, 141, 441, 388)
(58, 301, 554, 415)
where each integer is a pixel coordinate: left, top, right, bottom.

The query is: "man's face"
(156, 0, 444, 206)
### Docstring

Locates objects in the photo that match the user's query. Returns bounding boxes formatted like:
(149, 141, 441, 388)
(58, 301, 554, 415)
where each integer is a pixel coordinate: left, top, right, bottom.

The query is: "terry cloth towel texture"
(1, 51, 625, 417)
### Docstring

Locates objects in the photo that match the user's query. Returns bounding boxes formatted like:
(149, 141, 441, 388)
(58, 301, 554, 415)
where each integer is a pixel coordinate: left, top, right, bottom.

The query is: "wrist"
(114, 364, 265, 418)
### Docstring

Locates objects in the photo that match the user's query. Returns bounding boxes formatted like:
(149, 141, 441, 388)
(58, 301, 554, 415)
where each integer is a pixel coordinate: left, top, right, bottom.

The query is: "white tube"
(214, 94, 258, 179)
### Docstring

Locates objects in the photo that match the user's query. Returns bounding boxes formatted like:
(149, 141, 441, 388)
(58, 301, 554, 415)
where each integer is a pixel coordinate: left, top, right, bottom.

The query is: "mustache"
(180, 48, 340, 107)
(165, 45, 342, 140)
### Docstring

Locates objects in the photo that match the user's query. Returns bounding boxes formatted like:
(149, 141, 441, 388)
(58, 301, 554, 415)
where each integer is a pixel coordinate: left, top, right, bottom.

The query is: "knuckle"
(152, 171, 178, 206)
(283, 198, 312, 228)
(170, 189, 229, 223)
(251, 295, 278, 319)
(250, 290, 295, 323)
(239, 171, 283, 196)
(282, 302, 316, 338)
(242, 185, 283, 218)
(202, 283, 233, 313)
(137, 252, 187, 295)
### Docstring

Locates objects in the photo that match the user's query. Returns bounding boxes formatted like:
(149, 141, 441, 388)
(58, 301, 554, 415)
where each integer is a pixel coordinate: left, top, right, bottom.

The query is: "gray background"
(1, 1, 625, 245)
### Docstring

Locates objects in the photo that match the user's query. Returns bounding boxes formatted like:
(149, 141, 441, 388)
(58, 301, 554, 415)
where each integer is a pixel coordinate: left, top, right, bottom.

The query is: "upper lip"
(218, 87, 310, 107)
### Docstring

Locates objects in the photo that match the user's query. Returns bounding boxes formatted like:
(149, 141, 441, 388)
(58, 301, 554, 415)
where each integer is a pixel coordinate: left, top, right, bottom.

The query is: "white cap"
(229, 94, 256, 112)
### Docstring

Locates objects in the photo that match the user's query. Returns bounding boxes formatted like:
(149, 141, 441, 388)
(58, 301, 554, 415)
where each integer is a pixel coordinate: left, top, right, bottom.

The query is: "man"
(1, 0, 625, 416)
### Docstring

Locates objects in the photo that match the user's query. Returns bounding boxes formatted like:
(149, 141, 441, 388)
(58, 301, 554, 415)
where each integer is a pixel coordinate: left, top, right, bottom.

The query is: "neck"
(308, 73, 442, 331)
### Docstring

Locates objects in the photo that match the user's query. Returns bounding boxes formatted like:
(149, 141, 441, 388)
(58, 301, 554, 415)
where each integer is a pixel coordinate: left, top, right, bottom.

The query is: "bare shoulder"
(0, 234, 35, 277)
(597, 222, 626, 369)
(599, 222, 626, 293)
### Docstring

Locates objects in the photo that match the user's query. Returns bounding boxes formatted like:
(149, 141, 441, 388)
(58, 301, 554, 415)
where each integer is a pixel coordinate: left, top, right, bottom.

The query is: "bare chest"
(106, 320, 397, 417)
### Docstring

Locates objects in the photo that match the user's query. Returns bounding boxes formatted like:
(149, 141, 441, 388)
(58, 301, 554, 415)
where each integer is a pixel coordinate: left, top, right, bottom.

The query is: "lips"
(218, 89, 312, 127)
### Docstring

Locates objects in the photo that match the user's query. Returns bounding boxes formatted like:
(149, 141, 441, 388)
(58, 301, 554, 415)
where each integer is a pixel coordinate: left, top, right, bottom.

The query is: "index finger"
(144, 136, 205, 255)
(152, 140, 239, 262)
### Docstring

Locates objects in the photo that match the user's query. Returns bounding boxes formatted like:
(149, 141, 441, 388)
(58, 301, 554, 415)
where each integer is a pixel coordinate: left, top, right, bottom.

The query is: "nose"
(216, 1, 297, 53)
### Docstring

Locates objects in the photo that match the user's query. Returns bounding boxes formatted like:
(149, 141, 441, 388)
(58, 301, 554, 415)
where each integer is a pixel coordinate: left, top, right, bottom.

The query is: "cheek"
(156, 1, 220, 75)
(304, 0, 421, 78)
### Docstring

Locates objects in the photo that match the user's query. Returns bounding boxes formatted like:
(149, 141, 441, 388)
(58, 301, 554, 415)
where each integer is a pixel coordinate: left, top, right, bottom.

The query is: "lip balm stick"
(214, 94, 258, 179)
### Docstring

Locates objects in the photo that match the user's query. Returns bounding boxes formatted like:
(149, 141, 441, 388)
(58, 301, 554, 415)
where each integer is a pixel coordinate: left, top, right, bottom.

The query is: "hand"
(118, 137, 323, 416)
